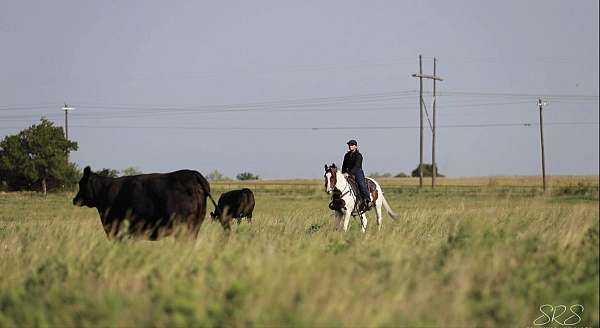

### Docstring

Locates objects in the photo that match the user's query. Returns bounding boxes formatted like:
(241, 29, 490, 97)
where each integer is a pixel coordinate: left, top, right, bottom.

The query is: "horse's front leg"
(334, 211, 344, 231)
(359, 213, 368, 233)
(342, 210, 352, 232)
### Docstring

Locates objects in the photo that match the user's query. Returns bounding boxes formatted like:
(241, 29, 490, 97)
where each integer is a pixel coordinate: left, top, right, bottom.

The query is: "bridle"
(324, 166, 337, 193)
(324, 167, 353, 199)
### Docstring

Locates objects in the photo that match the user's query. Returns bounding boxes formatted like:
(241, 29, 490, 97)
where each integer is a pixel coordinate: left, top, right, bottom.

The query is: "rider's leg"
(354, 170, 371, 203)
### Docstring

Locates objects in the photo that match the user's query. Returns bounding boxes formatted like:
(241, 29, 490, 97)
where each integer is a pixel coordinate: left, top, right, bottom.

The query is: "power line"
(0, 91, 418, 112)
(0, 103, 58, 110)
(1, 99, 595, 122)
(0, 121, 586, 130)
(433, 91, 599, 99)
(1, 90, 597, 113)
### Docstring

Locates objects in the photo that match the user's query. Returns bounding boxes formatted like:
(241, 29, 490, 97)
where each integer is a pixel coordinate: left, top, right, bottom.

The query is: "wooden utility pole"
(418, 55, 424, 187)
(432, 58, 437, 188)
(62, 103, 74, 159)
(412, 56, 443, 188)
(62, 103, 74, 140)
(538, 98, 547, 192)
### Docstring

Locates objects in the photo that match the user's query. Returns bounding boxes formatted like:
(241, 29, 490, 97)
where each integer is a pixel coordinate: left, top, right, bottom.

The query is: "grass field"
(0, 176, 598, 327)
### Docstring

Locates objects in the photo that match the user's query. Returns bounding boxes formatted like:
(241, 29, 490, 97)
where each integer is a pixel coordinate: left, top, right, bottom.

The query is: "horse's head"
(324, 163, 338, 194)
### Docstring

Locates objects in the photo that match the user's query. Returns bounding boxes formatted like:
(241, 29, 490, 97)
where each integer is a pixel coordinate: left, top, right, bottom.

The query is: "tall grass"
(0, 182, 598, 327)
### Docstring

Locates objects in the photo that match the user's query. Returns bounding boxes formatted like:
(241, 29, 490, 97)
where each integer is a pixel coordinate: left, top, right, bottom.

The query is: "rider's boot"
(364, 198, 373, 211)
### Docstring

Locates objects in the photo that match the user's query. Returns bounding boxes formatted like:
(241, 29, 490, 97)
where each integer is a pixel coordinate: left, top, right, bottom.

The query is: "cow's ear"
(331, 163, 337, 169)
(324, 164, 328, 170)
(83, 166, 91, 177)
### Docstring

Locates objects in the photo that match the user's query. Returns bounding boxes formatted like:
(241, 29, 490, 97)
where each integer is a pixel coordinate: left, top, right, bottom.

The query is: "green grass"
(0, 181, 598, 327)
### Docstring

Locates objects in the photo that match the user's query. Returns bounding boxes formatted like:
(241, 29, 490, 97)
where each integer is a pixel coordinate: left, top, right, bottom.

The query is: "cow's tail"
(206, 192, 220, 216)
(381, 193, 398, 220)
(195, 172, 220, 215)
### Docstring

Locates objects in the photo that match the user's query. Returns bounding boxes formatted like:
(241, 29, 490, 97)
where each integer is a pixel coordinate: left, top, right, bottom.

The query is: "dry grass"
(0, 179, 598, 327)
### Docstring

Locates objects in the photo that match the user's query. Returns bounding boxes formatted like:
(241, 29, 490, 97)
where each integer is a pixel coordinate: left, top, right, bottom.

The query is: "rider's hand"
(343, 173, 349, 178)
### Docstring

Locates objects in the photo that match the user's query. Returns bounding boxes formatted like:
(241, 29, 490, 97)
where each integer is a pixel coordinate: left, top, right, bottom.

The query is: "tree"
(411, 163, 444, 178)
(98, 168, 120, 178)
(0, 134, 32, 190)
(0, 118, 78, 194)
(121, 166, 142, 176)
(206, 169, 230, 181)
(369, 172, 393, 178)
(236, 172, 259, 180)
(395, 172, 409, 178)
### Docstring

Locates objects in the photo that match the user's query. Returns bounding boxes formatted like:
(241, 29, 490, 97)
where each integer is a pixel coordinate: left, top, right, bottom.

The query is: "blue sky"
(1, 0, 598, 178)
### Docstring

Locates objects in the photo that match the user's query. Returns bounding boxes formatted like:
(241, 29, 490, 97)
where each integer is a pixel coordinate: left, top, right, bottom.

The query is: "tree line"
(0, 119, 263, 193)
(370, 164, 444, 179)
(1, 119, 443, 193)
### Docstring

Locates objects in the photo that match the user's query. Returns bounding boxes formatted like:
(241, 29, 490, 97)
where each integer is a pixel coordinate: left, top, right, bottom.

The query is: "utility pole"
(62, 103, 74, 160)
(412, 56, 443, 188)
(432, 58, 437, 188)
(62, 103, 74, 140)
(538, 98, 548, 192)
(418, 55, 424, 187)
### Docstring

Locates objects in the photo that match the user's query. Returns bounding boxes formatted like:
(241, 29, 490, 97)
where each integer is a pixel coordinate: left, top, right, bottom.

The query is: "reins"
(331, 173, 360, 216)
(337, 180, 351, 198)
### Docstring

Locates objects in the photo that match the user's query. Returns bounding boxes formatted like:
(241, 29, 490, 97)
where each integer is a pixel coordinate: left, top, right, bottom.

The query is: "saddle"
(345, 174, 378, 211)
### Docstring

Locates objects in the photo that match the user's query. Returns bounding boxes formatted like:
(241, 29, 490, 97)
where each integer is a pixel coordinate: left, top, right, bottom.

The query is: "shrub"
(554, 182, 598, 198)
(411, 164, 444, 177)
(236, 172, 259, 181)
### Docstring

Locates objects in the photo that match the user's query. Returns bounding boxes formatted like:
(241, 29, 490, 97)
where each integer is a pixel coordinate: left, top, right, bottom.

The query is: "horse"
(324, 163, 397, 232)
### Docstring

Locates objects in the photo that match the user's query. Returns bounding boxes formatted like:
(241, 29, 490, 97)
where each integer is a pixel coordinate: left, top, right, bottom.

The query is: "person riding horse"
(342, 139, 373, 210)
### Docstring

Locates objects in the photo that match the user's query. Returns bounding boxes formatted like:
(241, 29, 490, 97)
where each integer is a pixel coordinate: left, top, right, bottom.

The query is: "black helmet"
(346, 139, 357, 146)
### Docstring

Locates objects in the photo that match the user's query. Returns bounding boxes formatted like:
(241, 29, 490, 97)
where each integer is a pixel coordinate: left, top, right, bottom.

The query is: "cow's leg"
(102, 221, 121, 239)
(149, 227, 162, 240)
(181, 195, 206, 239)
(100, 210, 121, 239)
(359, 213, 368, 233)
(220, 215, 232, 233)
(102, 223, 113, 238)
(181, 215, 200, 239)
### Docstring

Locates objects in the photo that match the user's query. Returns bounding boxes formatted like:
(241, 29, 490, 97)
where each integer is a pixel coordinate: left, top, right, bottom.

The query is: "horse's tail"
(381, 193, 398, 220)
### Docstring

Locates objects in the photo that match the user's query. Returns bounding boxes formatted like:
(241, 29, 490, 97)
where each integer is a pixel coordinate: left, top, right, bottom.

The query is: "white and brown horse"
(324, 163, 397, 232)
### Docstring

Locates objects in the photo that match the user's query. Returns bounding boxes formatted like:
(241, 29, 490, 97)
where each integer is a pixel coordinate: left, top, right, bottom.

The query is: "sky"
(1, 0, 598, 179)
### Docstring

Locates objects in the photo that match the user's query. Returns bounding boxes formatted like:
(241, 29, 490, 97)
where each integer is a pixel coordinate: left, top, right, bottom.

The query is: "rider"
(342, 139, 372, 210)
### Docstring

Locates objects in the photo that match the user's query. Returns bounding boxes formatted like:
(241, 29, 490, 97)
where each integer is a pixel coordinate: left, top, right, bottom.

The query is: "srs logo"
(533, 304, 585, 327)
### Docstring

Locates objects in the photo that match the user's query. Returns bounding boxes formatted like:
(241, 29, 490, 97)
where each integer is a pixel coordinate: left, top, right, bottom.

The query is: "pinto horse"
(324, 163, 397, 232)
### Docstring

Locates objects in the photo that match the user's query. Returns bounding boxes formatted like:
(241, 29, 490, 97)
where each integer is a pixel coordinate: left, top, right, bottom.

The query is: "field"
(0, 176, 598, 327)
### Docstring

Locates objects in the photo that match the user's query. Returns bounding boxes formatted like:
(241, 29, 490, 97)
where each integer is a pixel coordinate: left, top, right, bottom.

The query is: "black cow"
(73, 166, 219, 239)
(210, 188, 255, 229)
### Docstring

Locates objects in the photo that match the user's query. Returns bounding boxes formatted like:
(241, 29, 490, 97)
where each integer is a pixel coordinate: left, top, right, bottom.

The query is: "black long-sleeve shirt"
(342, 150, 363, 174)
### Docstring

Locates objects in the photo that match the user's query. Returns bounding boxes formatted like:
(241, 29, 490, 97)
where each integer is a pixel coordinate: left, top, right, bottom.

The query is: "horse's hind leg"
(375, 200, 383, 230)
